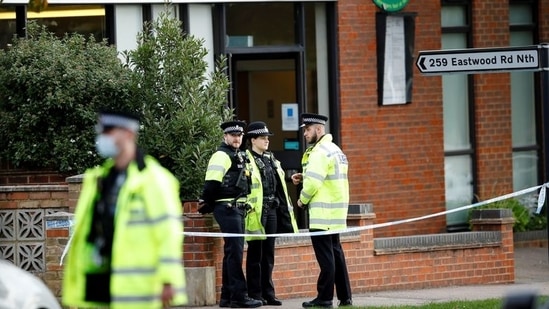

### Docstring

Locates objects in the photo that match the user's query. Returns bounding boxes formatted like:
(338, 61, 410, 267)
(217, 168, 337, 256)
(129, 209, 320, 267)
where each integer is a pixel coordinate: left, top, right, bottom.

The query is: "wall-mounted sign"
(281, 103, 299, 131)
(372, 0, 410, 12)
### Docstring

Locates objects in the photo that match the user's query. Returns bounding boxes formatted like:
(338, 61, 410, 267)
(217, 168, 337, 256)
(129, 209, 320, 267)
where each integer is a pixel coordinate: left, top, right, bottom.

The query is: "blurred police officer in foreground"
(244, 121, 298, 306)
(291, 113, 352, 308)
(62, 110, 187, 309)
(199, 121, 262, 308)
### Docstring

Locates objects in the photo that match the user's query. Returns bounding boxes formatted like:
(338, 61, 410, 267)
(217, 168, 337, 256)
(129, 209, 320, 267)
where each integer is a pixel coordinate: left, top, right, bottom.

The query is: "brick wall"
(0, 185, 68, 212)
(34, 175, 516, 305)
(336, 0, 549, 237)
(337, 0, 446, 237)
(514, 230, 548, 248)
(183, 201, 216, 268)
(0, 159, 66, 185)
(265, 211, 514, 299)
(42, 202, 515, 305)
(542, 3, 549, 43)
(0, 184, 69, 297)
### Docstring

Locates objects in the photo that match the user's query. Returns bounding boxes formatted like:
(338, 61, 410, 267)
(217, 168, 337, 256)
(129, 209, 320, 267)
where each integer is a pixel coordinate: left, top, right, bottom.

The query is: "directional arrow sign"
(416, 45, 541, 74)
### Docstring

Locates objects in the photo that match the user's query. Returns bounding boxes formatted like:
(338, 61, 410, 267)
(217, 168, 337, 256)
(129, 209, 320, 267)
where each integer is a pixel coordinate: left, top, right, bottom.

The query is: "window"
(0, 5, 106, 48)
(30, 5, 106, 41)
(509, 1, 539, 206)
(441, 2, 474, 231)
(226, 3, 294, 47)
(0, 6, 16, 49)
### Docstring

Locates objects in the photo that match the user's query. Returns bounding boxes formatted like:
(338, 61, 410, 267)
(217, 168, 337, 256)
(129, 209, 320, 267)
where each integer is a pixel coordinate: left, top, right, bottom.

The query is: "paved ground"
(183, 247, 549, 308)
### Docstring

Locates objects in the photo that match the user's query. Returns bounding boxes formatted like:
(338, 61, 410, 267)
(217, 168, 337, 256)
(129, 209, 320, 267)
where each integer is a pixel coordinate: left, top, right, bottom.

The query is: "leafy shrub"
(0, 22, 137, 174)
(525, 208, 547, 231)
(0, 10, 232, 200)
(125, 10, 232, 199)
(470, 197, 545, 232)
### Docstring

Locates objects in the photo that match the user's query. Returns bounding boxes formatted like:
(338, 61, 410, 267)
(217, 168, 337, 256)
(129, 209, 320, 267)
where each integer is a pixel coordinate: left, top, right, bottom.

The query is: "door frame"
(228, 49, 306, 133)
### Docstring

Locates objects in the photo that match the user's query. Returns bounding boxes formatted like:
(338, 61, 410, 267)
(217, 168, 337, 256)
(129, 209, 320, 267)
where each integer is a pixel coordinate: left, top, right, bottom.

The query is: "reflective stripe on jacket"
(300, 134, 349, 231)
(205, 144, 250, 201)
(245, 150, 298, 241)
(62, 156, 187, 309)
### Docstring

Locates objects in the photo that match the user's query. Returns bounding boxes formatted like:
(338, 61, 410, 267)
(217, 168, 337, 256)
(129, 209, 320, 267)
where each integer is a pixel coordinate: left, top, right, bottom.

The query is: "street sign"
(416, 45, 541, 74)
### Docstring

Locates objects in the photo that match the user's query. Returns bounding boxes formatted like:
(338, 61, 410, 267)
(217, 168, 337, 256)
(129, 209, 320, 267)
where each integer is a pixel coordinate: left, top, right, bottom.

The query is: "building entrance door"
(230, 53, 307, 228)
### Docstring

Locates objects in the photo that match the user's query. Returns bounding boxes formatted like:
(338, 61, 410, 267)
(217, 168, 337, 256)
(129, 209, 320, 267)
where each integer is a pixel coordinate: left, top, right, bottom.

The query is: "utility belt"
(216, 198, 250, 210)
(263, 195, 279, 209)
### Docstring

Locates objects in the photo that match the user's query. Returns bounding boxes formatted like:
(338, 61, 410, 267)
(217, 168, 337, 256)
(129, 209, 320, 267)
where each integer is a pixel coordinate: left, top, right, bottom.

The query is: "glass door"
(231, 53, 307, 228)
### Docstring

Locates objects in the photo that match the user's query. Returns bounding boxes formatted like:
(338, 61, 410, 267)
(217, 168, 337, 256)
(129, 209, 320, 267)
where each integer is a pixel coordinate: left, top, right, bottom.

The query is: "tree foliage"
(0, 22, 137, 174)
(0, 10, 231, 200)
(125, 10, 232, 199)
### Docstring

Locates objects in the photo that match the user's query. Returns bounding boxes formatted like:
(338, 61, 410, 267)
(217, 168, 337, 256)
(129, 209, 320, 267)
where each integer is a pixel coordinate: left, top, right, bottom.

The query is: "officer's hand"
(161, 283, 174, 308)
(291, 173, 303, 185)
(198, 199, 213, 214)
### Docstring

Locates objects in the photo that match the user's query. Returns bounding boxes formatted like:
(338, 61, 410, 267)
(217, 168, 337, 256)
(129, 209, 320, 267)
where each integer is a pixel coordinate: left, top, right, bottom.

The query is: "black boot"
(302, 298, 333, 308)
(230, 296, 263, 308)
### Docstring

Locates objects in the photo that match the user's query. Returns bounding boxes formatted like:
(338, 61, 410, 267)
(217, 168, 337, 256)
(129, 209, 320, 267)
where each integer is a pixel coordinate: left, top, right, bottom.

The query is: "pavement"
(183, 247, 549, 308)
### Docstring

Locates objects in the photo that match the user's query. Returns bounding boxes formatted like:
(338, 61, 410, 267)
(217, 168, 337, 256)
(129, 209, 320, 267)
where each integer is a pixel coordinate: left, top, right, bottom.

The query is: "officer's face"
(303, 125, 319, 144)
(224, 133, 243, 149)
(251, 136, 269, 153)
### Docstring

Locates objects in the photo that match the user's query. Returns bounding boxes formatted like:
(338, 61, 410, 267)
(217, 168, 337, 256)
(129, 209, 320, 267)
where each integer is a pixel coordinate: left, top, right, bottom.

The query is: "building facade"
(1, 0, 548, 237)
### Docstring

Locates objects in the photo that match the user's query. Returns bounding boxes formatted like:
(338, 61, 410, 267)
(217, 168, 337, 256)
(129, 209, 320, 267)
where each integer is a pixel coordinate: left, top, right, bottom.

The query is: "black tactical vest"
(217, 143, 250, 199)
(252, 151, 277, 197)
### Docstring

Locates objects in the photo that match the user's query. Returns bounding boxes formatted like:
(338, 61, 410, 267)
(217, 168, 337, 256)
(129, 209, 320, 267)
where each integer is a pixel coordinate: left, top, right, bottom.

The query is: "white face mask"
(95, 134, 120, 158)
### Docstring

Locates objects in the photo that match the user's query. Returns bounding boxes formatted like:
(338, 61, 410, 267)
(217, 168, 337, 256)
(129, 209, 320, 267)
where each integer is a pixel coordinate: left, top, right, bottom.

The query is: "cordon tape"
(60, 182, 549, 265)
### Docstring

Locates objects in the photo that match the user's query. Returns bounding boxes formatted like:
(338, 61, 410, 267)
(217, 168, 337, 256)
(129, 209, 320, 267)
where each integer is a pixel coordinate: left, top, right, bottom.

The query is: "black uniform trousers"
(246, 206, 277, 300)
(214, 202, 248, 301)
(310, 230, 352, 302)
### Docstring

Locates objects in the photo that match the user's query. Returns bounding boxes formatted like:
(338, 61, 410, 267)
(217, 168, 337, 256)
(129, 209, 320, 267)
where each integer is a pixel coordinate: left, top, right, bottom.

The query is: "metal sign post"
(540, 44, 549, 258)
(416, 44, 549, 259)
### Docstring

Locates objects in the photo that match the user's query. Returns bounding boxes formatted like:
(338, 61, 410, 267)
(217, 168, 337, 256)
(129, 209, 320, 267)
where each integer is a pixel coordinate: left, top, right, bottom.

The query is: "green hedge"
(0, 10, 232, 200)
(0, 22, 137, 173)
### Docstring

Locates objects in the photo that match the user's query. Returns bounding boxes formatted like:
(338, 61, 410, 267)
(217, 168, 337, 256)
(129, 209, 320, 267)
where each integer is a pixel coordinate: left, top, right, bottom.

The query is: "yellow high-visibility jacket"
(62, 154, 187, 309)
(300, 134, 349, 231)
(245, 150, 298, 241)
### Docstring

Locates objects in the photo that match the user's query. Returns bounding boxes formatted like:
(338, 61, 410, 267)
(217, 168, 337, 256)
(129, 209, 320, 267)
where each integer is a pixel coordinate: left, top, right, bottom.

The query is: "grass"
(350, 296, 549, 309)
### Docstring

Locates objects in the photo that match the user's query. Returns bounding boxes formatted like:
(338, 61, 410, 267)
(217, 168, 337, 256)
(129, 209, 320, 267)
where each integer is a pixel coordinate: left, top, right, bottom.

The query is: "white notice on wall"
(383, 15, 407, 105)
(281, 103, 299, 131)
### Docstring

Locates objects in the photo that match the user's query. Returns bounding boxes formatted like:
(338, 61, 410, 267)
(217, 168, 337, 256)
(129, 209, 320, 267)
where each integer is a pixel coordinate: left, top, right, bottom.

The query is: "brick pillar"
(66, 175, 83, 213)
(348, 203, 376, 253)
(44, 211, 73, 298)
(470, 209, 515, 282)
(183, 201, 217, 306)
(472, 1, 513, 199)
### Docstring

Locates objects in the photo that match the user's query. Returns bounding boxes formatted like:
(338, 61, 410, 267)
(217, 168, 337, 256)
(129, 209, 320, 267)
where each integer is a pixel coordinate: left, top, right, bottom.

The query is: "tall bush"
(125, 10, 232, 199)
(0, 22, 137, 173)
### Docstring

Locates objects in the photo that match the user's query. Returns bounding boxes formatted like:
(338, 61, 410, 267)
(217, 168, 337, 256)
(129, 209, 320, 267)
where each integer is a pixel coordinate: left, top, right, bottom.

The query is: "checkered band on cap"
(302, 117, 326, 125)
(99, 114, 140, 132)
(223, 125, 244, 134)
(247, 126, 271, 135)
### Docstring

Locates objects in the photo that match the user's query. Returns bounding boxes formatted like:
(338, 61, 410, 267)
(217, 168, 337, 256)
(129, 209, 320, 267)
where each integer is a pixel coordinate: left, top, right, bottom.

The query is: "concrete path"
(182, 247, 549, 308)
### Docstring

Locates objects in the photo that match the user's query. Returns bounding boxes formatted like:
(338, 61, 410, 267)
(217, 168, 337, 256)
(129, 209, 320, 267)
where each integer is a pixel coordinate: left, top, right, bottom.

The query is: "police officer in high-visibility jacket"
(291, 113, 352, 308)
(244, 121, 298, 306)
(199, 121, 263, 308)
(62, 110, 187, 309)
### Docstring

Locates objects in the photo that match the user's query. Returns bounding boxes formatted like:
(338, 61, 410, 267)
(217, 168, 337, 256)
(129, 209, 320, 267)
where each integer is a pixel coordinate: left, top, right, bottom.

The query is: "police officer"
(291, 113, 353, 308)
(62, 110, 187, 309)
(244, 121, 298, 306)
(199, 121, 263, 308)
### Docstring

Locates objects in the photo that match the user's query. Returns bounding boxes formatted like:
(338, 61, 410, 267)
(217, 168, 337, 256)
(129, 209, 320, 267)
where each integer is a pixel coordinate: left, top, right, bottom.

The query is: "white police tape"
(61, 183, 549, 265)
(183, 183, 549, 238)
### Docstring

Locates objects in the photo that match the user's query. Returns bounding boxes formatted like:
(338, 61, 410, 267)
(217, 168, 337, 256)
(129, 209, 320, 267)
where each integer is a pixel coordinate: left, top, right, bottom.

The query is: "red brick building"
(1, 0, 548, 238)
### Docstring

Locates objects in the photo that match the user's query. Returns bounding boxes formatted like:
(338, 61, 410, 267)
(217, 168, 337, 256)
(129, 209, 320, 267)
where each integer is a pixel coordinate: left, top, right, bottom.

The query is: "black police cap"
(300, 113, 328, 128)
